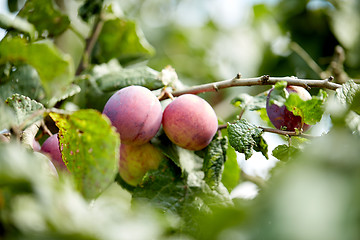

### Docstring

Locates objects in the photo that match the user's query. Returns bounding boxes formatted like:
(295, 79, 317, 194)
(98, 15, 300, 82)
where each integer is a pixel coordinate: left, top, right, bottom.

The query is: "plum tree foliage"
(1, 0, 360, 239)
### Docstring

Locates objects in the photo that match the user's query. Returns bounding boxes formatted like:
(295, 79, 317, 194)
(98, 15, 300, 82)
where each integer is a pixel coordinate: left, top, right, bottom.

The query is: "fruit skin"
(119, 143, 163, 186)
(162, 94, 218, 151)
(40, 133, 67, 170)
(33, 139, 41, 152)
(266, 85, 312, 132)
(103, 86, 162, 145)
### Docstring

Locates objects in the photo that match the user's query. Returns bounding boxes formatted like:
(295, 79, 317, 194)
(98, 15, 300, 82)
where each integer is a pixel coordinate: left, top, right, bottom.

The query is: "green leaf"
(133, 160, 232, 234)
(78, 0, 104, 22)
(231, 92, 267, 111)
(227, 119, 268, 160)
(50, 109, 120, 199)
(267, 81, 288, 107)
(0, 13, 35, 39)
(0, 100, 15, 130)
(336, 80, 360, 115)
(93, 18, 155, 64)
(272, 144, 300, 162)
(5, 94, 44, 127)
(18, 0, 70, 37)
(203, 137, 227, 189)
(0, 37, 74, 105)
(0, 64, 44, 102)
(285, 89, 327, 125)
(47, 84, 81, 107)
(221, 145, 240, 192)
(95, 66, 164, 92)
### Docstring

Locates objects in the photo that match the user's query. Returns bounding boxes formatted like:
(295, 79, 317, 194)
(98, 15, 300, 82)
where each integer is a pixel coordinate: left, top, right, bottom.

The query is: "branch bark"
(159, 74, 341, 100)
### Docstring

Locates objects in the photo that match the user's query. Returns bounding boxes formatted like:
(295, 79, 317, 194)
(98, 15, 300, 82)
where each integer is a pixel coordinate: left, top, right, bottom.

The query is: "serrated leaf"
(203, 138, 227, 189)
(221, 145, 240, 192)
(336, 80, 360, 105)
(0, 37, 74, 105)
(93, 18, 155, 64)
(50, 109, 120, 199)
(0, 13, 35, 39)
(18, 0, 70, 37)
(133, 160, 232, 234)
(336, 80, 360, 115)
(0, 100, 15, 130)
(285, 89, 327, 125)
(227, 119, 268, 160)
(47, 84, 81, 107)
(231, 92, 267, 111)
(0, 64, 44, 102)
(272, 144, 300, 162)
(95, 66, 164, 92)
(5, 94, 44, 126)
(78, 0, 104, 22)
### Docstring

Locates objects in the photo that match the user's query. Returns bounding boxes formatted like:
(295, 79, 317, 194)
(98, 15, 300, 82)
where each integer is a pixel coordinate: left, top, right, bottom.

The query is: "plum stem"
(158, 75, 341, 100)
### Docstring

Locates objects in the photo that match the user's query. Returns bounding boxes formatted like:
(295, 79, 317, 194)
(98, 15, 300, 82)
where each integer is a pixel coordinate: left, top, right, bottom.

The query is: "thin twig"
(76, 16, 104, 75)
(158, 75, 341, 100)
(218, 124, 313, 138)
(260, 127, 313, 138)
(290, 42, 325, 78)
(241, 170, 267, 188)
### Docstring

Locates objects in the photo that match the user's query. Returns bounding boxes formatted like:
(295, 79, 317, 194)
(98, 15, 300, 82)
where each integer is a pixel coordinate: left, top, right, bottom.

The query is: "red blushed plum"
(41, 133, 67, 170)
(162, 94, 218, 151)
(266, 85, 312, 132)
(119, 143, 163, 186)
(103, 86, 162, 145)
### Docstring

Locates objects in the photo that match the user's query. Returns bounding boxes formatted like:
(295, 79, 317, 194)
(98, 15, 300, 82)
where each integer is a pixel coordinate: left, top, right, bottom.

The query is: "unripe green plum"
(266, 85, 312, 131)
(40, 133, 67, 170)
(103, 86, 162, 145)
(119, 142, 163, 186)
(162, 94, 218, 151)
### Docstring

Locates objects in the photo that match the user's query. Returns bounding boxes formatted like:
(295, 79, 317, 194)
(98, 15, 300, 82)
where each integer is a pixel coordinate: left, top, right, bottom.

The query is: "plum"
(162, 94, 218, 151)
(40, 133, 67, 170)
(33, 139, 41, 152)
(266, 85, 312, 132)
(103, 86, 162, 145)
(119, 142, 163, 186)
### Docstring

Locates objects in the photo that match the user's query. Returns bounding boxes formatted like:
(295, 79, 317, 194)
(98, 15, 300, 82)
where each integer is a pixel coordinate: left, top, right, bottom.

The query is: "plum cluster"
(103, 86, 218, 186)
(39, 85, 218, 186)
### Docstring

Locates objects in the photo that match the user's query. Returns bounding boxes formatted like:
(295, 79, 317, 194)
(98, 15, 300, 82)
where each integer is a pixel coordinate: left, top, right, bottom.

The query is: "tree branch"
(159, 74, 341, 100)
(76, 16, 104, 75)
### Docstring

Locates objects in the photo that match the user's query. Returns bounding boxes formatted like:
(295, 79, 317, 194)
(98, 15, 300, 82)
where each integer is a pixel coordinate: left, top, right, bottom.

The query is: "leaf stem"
(159, 74, 341, 100)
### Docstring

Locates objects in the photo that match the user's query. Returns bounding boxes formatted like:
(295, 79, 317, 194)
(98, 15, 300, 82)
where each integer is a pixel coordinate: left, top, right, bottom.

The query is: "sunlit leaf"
(93, 18, 155, 64)
(285, 89, 327, 125)
(227, 119, 268, 160)
(50, 109, 120, 199)
(0, 13, 35, 39)
(5, 93, 44, 126)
